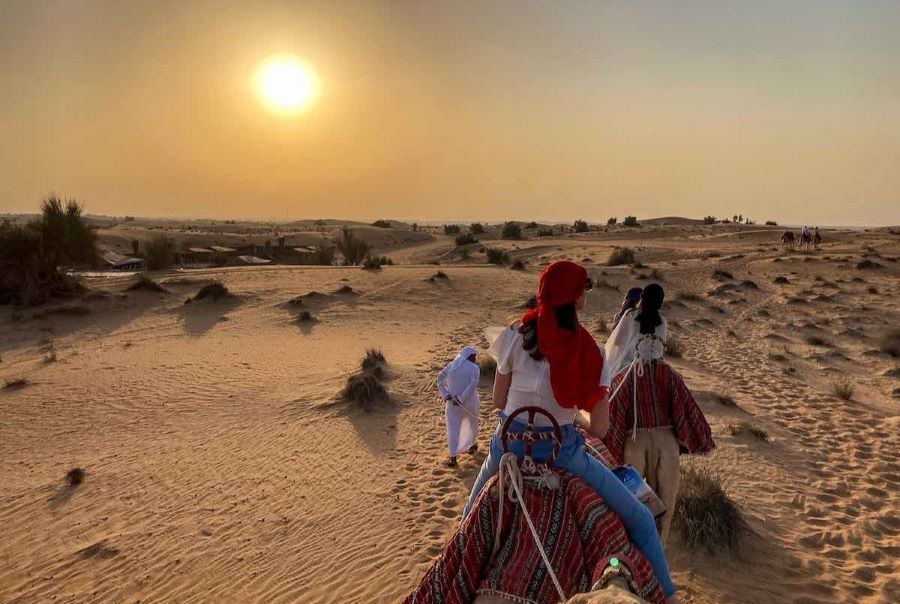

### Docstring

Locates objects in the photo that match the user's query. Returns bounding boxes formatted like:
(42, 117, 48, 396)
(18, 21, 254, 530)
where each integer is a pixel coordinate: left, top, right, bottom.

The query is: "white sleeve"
(489, 324, 519, 375)
(659, 316, 668, 342)
(599, 346, 611, 389)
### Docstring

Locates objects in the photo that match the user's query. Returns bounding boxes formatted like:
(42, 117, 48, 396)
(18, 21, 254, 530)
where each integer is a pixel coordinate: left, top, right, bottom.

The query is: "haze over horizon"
(2, 1, 899, 226)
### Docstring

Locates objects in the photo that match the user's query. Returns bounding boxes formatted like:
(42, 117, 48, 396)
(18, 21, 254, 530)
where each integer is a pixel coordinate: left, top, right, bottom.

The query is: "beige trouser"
(623, 429, 680, 547)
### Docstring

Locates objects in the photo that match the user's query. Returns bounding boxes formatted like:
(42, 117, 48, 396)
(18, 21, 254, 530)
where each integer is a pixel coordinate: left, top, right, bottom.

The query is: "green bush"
(574, 219, 589, 233)
(703, 216, 717, 225)
(334, 227, 370, 265)
(371, 219, 392, 228)
(470, 223, 485, 234)
(607, 217, 617, 226)
(501, 222, 523, 240)
(455, 232, 478, 246)
(443, 224, 461, 235)
(623, 215, 639, 227)
(485, 248, 509, 265)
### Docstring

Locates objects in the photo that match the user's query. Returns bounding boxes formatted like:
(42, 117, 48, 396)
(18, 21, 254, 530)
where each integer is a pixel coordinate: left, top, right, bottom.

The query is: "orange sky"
(1, 1, 898, 225)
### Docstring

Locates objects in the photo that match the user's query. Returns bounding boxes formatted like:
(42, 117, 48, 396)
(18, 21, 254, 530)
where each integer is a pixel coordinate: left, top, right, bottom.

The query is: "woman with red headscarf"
(461, 261, 678, 603)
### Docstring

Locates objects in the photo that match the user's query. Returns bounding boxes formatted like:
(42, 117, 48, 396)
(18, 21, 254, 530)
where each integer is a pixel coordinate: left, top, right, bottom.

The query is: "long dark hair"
(635, 283, 664, 335)
(520, 302, 577, 360)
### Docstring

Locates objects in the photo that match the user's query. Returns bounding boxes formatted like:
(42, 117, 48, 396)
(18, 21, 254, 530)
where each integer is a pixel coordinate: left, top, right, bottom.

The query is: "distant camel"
(780, 231, 795, 251)
(813, 231, 822, 250)
(800, 231, 813, 251)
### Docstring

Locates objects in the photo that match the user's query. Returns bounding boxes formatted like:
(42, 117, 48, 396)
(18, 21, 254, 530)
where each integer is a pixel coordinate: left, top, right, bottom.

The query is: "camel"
(780, 230, 795, 251)
(405, 409, 666, 604)
(800, 231, 813, 251)
(813, 231, 822, 250)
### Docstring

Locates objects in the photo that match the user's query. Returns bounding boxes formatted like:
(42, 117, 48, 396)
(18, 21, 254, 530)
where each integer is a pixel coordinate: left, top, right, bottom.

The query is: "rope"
(495, 452, 567, 604)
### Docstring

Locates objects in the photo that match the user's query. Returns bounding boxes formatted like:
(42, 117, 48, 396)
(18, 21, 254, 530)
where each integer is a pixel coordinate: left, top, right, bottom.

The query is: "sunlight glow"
(255, 55, 319, 115)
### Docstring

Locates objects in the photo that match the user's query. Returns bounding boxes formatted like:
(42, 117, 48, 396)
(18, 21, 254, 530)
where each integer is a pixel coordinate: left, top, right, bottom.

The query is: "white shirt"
(604, 309, 667, 377)
(488, 322, 611, 427)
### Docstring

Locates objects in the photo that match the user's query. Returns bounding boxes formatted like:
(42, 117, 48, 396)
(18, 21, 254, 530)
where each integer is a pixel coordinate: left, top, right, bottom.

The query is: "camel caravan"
(781, 225, 822, 252)
(407, 263, 714, 604)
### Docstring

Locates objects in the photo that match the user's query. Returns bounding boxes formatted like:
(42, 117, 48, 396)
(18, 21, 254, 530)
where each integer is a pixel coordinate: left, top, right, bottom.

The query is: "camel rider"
(801, 225, 809, 239)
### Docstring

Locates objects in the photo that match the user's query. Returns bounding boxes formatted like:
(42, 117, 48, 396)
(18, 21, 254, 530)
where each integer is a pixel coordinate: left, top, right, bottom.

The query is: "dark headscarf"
(636, 283, 664, 335)
(612, 287, 643, 330)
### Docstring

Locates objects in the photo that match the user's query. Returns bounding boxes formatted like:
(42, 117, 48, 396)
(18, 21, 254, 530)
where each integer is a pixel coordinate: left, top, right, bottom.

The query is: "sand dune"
(1, 225, 898, 603)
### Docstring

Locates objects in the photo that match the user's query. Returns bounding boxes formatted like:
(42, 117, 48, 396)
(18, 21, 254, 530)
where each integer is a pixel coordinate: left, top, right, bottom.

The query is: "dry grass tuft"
(336, 285, 356, 295)
(66, 467, 85, 486)
(831, 379, 854, 401)
(341, 373, 389, 412)
(712, 268, 734, 280)
(606, 247, 635, 266)
(510, 259, 526, 271)
(880, 329, 900, 358)
(193, 281, 230, 301)
(126, 275, 167, 293)
(297, 311, 316, 323)
(665, 337, 683, 358)
(728, 422, 769, 441)
(714, 392, 738, 407)
(805, 335, 832, 347)
(361, 348, 387, 379)
(675, 465, 744, 554)
(3, 377, 28, 389)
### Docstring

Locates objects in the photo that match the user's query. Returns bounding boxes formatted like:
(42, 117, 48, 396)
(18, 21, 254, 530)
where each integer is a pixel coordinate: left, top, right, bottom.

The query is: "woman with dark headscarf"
(462, 262, 678, 602)
(612, 286, 643, 331)
(605, 283, 668, 377)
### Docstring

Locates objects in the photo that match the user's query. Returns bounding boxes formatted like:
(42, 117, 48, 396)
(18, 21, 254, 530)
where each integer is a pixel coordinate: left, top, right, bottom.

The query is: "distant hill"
(640, 216, 705, 226)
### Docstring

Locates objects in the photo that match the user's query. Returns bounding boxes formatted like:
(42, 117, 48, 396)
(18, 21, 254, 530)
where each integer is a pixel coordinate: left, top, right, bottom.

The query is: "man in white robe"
(437, 346, 481, 467)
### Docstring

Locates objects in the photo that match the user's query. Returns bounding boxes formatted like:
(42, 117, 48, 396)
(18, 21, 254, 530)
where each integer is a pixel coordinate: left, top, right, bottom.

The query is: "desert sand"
(1, 221, 898, 603)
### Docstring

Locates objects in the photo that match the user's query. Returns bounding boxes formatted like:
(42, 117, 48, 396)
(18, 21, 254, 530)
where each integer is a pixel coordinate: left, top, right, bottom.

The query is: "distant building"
(101, 251, 144, 271)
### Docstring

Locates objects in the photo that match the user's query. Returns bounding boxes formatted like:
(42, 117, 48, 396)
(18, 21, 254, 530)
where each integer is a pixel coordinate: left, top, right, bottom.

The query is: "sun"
(254, 55, 319, 115)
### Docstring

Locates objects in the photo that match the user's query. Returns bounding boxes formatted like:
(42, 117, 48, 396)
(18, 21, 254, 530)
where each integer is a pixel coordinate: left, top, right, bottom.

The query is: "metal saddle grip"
(499, 406, 563, 472)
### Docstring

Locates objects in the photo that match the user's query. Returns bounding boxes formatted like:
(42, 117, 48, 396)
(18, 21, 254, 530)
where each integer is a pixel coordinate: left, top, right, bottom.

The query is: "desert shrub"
(606, 247, 635, 266)
(341, 372, 389, 411)
(728, 422, 769, 442)
(443, 224, 461, 235)
(478, 354, 497, 377)
(127, 274, 167, 293)
(144, 235, 175, 270)
(773, 276, 790, 284)
(674, 465, 744, 553)
(470, 222, 485, 234)
(0, 196, 96, 306)
(297, 311, 315, 323)
(371, 219, 392, 228)
(431, 271, 448, 280)
(455, 232, 478, 246)
(361, 348, 387, 376)
(866, 286, 878, 294)
(536, 227, 554, 237)
(66, 467, 85, 486)
(712, 268, 734, 280)
(510, 259, 526, 271)
(880, 329, 900, 357)
(765, 220, 778, 226)
(3, 377, 28, 389)
(334, 227, 370, 265)
(525, 221, 539, 229)
(336, 285, 356, 295)
(485, 248, 509, 265)
(362, 255, 393, 270)
(804, 335, 831, 347)
(831, 379, 854, 401)
(194, 281, 229, 301)
(607, 217, 617, 226)
(856, 259, 882, 270)
(501, 222, 523, 240)
(574, 219, 589, 233)
(714, 392, 738, 407)
(703, 216, 716, 225)
(623, 215, 639, 227)
(665, 337, 683, 358)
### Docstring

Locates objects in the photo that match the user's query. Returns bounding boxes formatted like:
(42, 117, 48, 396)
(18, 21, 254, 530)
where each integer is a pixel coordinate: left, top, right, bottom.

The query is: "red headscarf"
(521, 261, 606, 412)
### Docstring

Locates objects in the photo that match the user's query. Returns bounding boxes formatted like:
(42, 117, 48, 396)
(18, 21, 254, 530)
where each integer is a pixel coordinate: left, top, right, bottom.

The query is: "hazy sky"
(1, 1, 899, 225)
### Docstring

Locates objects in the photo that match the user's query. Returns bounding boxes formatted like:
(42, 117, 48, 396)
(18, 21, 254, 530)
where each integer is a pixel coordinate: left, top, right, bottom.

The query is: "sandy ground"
(1, 224, 898, 603)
